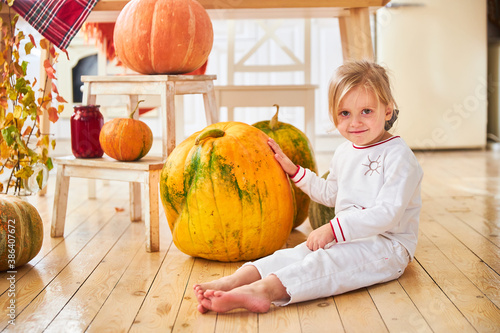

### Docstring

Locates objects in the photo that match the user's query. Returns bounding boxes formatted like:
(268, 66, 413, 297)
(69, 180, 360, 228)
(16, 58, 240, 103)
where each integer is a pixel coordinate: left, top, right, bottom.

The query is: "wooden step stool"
(51, 75, 218, 252)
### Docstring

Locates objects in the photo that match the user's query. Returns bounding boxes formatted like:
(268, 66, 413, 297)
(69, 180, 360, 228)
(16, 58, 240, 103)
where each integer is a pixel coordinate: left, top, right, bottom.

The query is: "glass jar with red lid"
(70, 105, 104, 158)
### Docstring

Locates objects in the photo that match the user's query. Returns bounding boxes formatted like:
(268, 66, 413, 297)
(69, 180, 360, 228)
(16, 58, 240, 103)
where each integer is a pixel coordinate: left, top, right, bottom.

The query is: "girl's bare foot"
(194, 276, 237, 301)
(199, 274, 289, 314)
(194, 265, 262, 313)
(200, 286, 272, 313)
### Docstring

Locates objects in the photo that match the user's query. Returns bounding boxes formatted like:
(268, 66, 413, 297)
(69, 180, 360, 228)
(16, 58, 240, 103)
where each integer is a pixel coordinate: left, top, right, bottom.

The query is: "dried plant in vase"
(0, 4, 66, 195)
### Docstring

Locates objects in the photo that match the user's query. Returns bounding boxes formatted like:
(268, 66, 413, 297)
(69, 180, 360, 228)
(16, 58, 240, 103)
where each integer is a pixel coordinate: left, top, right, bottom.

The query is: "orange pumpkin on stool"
(99, 101, 153, 161)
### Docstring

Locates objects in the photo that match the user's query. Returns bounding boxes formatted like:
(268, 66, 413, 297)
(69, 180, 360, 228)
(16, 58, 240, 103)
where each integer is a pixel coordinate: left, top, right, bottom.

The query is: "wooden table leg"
(164, 81, 176, 157)
(339, 7, 374, 61)
(144, 170, 160, 252)
(128, 94, 142, 222)
(203, 79, 219, 124)
(130, 182, 141, 222)
(51, 164, 70, 237)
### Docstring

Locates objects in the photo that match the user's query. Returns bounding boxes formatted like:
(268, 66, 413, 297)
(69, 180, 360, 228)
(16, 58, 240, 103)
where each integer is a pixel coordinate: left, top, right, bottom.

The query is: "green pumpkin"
(308, 171, 336, 230)
(0, 195, 43, 271)
(253, 105, 318, 229)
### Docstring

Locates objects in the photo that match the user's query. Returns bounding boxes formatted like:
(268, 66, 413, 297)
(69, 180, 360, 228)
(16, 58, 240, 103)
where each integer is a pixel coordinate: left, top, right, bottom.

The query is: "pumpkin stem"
(130, 100, 145, 119)
(195, 128, 225, 145)
(270, 104, 280, 130)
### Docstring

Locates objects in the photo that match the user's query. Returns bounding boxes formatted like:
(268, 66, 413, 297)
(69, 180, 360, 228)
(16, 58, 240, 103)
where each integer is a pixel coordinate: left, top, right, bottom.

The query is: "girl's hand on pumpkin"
(268, 138, 298, 176)
(306, 223, 335, 251)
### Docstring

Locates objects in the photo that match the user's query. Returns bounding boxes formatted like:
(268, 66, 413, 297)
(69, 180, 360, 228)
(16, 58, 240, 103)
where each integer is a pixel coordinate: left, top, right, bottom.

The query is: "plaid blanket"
(2, 0, 99, 51)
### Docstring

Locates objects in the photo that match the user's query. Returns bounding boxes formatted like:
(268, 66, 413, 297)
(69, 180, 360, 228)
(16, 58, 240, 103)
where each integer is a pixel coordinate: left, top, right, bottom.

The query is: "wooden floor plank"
(129, 241, 196, 332)
(258, 304, 302, 333)
(172, 258, 226, 332)
(334, 289, 388, 332)
(415, 233, 500, 332)
(44, 219, 146, 332)
(214, 262, 259, 333)
(429, 196, 500, 248)
(420, 212, 500, 307)
(422, 199, 500, 274)
(0, 192, 126, 330)
(368, 280, 433, 332)
(85, 222, 170, 332)
(398, 259, 476, 332)
(297, 297, 343, 333)
(4, 208, 132, 331)
(0, 178, 117, 292)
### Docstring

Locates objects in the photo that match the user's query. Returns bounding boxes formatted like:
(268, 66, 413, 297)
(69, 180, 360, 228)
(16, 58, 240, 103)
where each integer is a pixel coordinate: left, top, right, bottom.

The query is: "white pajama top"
(292, 136, 423, 259)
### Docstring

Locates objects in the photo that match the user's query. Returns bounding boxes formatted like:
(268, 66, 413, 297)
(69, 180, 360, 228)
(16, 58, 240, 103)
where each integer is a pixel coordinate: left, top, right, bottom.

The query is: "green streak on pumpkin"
(184, 146, 203, 197)
(161, 163, 182, 215)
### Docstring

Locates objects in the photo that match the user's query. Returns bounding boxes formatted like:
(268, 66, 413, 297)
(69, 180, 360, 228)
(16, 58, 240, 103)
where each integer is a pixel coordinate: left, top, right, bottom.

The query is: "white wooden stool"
(51, 75, 219, 252)
(82, 74, 218, 159)
(51, 156, 163, 252)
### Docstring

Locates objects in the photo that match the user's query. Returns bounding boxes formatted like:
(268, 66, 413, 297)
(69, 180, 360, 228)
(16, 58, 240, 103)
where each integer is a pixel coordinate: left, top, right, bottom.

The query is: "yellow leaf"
(16, 118, 25, 131)
(41, 134, 49, 147)
(0, 140, 11, 159)
(13, 105, 22, 118)
(14, 165, 33, 180)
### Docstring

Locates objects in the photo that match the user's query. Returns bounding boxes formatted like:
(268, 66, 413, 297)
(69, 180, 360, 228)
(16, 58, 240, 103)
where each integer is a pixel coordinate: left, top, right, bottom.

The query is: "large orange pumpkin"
(253, 105, 318, 229)
(0, 195, 43, 271)
(114, 0, 213, 75)
(159, 122, 295, 262)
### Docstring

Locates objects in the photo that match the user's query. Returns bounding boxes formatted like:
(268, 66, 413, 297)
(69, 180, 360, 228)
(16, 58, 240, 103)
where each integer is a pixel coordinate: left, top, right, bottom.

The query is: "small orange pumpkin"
(99, 102, 153, 161)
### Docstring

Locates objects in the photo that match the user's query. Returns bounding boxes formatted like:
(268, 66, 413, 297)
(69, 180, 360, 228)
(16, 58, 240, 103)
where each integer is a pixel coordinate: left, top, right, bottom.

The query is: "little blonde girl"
(194, 60, 423, 313)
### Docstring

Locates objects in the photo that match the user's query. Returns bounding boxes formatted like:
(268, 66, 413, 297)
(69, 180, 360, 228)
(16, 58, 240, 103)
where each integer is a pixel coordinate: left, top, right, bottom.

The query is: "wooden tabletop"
(93, 0, 391, 11)
(87, 0, 391, 21)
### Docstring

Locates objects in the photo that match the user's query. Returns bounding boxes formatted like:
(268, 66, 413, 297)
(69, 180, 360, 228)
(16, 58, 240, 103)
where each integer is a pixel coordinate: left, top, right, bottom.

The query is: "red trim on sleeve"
(291, 165, 300, 178)
(295, 168, 306, 183)
(330, 220, 337, 243)
(336, 218, 346, 242)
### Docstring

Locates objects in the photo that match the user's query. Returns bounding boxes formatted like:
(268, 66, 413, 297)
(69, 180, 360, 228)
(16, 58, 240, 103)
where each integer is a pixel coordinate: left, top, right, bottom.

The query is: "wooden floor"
(1, 149, 500, 332)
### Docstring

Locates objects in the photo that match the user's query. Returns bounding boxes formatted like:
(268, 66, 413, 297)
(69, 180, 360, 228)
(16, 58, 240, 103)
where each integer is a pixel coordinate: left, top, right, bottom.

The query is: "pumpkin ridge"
(117, 119, 126, 160)
(136, 124, 148, 160)
(181, 1, 196, 70)
(228, 134, 265, 259)
(230, 135, 264, 259)
(207, 144, 232, 261)
(211, 142, 245, 260)
(185, 144, 215, 257)
(151, 0, 168, 73)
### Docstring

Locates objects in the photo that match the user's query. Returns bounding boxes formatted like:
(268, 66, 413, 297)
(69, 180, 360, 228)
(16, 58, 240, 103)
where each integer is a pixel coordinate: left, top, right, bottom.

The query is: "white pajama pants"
(244, 235, 410, 306)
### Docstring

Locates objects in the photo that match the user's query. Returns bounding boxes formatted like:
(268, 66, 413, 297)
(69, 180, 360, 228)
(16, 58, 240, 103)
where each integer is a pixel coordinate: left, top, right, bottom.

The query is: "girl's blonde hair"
(328, 60, 398, 130)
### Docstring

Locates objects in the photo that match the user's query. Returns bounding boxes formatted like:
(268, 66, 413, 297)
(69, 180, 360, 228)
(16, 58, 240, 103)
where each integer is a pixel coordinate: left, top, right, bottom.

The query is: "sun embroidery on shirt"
(362, 155, 382, 176)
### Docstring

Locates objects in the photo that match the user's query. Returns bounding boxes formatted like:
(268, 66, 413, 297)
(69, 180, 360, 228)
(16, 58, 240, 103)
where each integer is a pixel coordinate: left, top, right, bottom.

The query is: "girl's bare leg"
(199, 274, 289, 313)
(194, 265, 261, 313)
